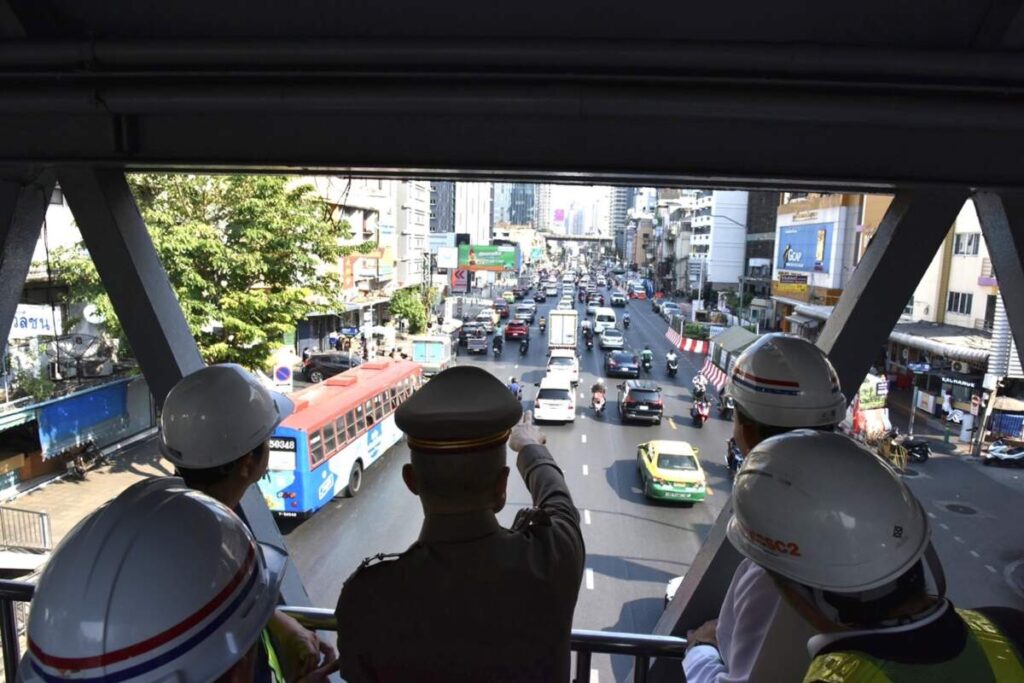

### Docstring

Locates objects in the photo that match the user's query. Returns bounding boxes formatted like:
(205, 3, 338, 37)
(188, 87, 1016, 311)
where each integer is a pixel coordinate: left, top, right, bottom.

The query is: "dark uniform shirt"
(335, 443, 586, 683)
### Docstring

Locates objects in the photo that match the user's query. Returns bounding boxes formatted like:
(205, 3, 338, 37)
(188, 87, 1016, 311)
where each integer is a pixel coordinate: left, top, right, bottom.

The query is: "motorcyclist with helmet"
(623, 313, 631, 329)
(726, 431, 1024, 682)
(640, 344, 654, 370)
(684, 335, 846, 683)
(590, 378, 607, 414)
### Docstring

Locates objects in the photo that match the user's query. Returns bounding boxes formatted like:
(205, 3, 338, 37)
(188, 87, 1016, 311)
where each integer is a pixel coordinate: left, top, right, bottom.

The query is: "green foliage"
(683, 322, 710, 340)
(13, 369, 56, 402)
(389, 287, 428, 334)
(51, 174, 372, 369)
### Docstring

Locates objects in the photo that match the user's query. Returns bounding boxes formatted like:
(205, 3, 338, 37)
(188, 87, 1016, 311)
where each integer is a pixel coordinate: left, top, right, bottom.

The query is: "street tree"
(52, 174, 374, 369)
(388, 287, 428, 334)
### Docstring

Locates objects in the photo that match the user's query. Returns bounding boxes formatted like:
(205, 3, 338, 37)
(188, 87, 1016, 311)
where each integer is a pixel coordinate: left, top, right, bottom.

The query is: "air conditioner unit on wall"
(951, 361, 970, 374)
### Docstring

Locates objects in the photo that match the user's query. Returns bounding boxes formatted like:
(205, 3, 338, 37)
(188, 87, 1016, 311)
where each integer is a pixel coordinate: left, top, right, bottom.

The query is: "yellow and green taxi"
(636, 440, 707, 504)
(501, 290, 516, 304)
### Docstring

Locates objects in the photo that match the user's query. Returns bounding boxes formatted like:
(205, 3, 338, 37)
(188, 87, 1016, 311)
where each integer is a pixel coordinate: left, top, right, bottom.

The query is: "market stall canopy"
(710, 326, 759, 355)
(889, 321, 991, 365)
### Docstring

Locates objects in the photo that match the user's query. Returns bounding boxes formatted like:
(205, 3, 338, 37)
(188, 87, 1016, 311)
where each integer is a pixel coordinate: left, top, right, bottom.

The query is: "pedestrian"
(728, 431, 1024, 682)
(684, 335, 846, 683)
(18, 477, 337, 682)
(335, 366, 585, 682)
(160, 365, 337, 682)
(328, 329, 339, 350)
(302, 346, 311, 362)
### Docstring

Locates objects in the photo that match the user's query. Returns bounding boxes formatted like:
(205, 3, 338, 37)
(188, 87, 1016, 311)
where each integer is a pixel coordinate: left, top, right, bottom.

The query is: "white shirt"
(683, 559, 782, 683)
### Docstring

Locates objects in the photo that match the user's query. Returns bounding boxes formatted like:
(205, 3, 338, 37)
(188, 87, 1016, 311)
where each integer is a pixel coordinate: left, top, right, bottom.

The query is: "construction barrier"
(664, 329, 709, 355)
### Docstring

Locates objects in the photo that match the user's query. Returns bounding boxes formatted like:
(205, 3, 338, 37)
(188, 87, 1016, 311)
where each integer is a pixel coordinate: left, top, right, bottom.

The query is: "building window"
(953, 233, 980, 256)
(904, 299, 914, 316)
(946, 291, 973, 315)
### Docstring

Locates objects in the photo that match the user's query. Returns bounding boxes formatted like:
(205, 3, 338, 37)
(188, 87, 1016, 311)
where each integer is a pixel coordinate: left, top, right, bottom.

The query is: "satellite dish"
(82, 304, 106, 325)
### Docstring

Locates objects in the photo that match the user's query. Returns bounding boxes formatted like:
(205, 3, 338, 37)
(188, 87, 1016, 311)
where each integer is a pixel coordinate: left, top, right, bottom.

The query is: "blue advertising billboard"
(776, 223, 832, 273)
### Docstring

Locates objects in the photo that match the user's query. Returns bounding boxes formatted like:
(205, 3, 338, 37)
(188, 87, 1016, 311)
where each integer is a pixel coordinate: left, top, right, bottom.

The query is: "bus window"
(354, 405, 365, 433)
(365, 400, 375, 427)
(310, 432, 324, 466)
(323, 422, 337, 454)
(335, 416, 347, 446)
(346, 410, 357, 440)
(374, 394, 384, 420)
(389, 387, 398, 411)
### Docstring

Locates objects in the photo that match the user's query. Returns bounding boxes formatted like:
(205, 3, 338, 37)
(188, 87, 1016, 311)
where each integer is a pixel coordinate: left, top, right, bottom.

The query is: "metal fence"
(0, 582, 686, 683)
(0, 508, 50, 552)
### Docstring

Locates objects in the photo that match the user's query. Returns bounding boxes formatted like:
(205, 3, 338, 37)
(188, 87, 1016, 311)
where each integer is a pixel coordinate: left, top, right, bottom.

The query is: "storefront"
(910, 371, 983, 419)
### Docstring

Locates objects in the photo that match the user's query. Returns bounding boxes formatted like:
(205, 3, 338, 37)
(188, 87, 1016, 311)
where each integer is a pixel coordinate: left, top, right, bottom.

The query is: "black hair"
(176, 445, 261, 488)
(823, 560, 927, 626)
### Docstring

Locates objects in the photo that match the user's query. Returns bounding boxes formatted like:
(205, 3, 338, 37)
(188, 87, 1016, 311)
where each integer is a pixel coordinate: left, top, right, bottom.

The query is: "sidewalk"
(885, 388, 972, 456)
(11, 436, 170, 547)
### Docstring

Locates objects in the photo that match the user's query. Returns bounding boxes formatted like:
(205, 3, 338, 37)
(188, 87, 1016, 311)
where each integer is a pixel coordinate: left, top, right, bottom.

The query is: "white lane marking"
(986, 564, 998, 574)
(953, 536, 964, 543)
(939, 523, 950, 531)
(584, 509, 592, 525)
(586, 568, 595, 590)
(581, 434, 588, 444)
(583, 464, 589, 476)
(970, 550, 980, 558)
(590, 669, 599, 683)
(926, 512, 936, 519)
(668, 418, 677, 430)
(514, 364, 519, 369)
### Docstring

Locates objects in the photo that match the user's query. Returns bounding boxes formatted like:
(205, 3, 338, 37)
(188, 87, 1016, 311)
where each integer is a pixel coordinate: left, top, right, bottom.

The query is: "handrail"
(0, 582, 687, 683)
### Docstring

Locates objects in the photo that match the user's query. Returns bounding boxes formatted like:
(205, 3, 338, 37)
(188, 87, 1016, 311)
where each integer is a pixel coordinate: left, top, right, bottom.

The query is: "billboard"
(458, 244, 519, 272)
(776, 223, 832, 273)
(436, 246, 459, 269)
(451, 268, 470, 293)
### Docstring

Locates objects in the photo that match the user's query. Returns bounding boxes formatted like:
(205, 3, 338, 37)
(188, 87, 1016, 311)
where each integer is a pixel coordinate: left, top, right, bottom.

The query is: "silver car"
(599, 327, 625, 349)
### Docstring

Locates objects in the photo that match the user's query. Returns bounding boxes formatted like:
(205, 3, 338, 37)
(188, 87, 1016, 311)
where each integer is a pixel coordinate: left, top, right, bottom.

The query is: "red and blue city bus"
(258, 359, 422, 517)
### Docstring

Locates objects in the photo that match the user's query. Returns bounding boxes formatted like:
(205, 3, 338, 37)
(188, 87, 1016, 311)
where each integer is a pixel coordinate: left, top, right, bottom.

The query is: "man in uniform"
(335, 365, 585, 682)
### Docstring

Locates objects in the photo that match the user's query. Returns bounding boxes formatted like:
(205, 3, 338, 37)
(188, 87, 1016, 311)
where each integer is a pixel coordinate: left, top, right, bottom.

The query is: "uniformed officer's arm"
(509, 415, 585, 567)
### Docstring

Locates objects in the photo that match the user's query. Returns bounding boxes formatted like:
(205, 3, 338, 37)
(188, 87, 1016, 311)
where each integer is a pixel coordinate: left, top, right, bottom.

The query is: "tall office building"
(455, 182, 492, 246)
(491, 182, 537, 227)
(429, 181, 455, 233)
(536, 184, 552, 232)
(611, 186, 632, 258)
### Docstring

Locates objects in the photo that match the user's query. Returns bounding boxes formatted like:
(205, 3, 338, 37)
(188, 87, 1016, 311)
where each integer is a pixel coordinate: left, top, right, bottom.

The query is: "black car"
(458, 322, 485, 346)
(533, 292, 547, 303)
(302, 352, 361, 383)
(604, 350, 640, 378)
(617, 380, 664, 424)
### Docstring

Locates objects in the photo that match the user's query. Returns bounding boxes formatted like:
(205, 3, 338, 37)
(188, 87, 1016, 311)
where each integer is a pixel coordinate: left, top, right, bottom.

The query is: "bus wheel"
(346, 461, 363, 497)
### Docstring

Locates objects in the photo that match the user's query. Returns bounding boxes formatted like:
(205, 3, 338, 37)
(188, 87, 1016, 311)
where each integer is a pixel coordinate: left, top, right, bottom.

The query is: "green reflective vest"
(260, 628, 286, 683)
(804, 609, 1024, 683)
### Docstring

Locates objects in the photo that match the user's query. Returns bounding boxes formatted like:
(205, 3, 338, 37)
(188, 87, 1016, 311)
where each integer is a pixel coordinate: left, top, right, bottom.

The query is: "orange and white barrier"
(665, 329, 709, 355)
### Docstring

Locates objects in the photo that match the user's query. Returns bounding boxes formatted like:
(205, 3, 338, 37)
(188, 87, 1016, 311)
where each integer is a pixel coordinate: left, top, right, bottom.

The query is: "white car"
(546, 348, 580, 385)
(599, 327, 624, 349)
(661, 304, 682, 322)
(557, 300, 573, 311)
(586, 301, 599, 316)
(533, 374, 576, 423)
(545, 285, 559, 296)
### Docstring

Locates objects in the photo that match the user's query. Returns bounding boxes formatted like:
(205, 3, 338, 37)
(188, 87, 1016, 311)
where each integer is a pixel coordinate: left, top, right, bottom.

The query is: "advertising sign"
(451, 269, 470, 293)
(858, 374, 887, 410)
(554, 208, 565, 222)
(772, 281, 809, 297)
(530, 247, 545, 262)
(458, 244, 518, 272)
(778, 272, 808, 285)
(9, 304, 62, 340)
(437, 246, 458, 269)
(777, 223, 833, 273)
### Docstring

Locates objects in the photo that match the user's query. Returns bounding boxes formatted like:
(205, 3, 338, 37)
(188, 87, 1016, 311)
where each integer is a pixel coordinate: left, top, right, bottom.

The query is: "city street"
(282, 291, 1024, 682)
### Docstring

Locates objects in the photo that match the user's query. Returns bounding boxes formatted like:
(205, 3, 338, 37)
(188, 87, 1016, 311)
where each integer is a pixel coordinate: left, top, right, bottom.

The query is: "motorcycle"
(692, 385, 706, 402)
(886, 427, 930, 463)
(623, 317, 631, 330)
(539, 319, 547, 333)
(585, 336, 594, 351)
(726, 440, 743, 478)
(982, 440, 1024, 467)
(592, 391, 607, 417)
(666, 354, 679, 377)
(519, 338, 530, 356)
(718, 396, 735, 419)
(641, 356, 653, 374)
(66, 454, 87, 481)
(691, 400, 710, 428)
(492, 341, 503, 358)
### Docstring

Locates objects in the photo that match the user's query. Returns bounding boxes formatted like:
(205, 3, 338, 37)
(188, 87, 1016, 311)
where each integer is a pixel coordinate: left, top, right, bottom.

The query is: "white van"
(533, 374, 576, 423)
(593, 307, 617, 334)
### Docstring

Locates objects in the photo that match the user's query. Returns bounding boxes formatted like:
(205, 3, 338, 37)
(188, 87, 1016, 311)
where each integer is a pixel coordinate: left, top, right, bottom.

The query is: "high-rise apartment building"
(611, 186, 632, 259)
(536, 184, 552, 233)
(455, 182, 492, 246)
(396, 181, 430, 289)
(689, 190, 749, 289)
(491, 182, 536, 227)
(430, 181, 455, 234)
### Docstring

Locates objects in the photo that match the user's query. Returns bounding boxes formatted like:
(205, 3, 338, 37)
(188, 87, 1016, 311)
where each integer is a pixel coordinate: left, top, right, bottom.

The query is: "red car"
(494, 300, 510, 318)
(505, 321, 529, 340)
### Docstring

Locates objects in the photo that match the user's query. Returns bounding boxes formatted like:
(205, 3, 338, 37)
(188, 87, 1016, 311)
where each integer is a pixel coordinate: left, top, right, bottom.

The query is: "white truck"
(547, 309, 579, 353)
(411, 335, 455, 377)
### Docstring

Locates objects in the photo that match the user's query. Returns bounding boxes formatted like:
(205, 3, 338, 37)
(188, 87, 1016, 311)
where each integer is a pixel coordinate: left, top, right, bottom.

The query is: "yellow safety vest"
(804, 609, 1024, 683)
(260, 628, 286, 683)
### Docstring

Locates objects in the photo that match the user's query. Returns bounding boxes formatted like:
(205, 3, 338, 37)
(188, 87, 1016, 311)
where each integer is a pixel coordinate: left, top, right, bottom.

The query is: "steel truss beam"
(818, 190, 970, 402)
(57, 168, 310, 607)
(974, 191, 1024, 375)
(0, 169, 54, 360)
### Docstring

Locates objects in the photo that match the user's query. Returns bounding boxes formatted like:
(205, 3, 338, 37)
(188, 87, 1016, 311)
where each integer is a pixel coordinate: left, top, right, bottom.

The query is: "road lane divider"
(584, 509, 591, 525)
(583, 464, 589, 476)
(585, 568, 594, 590)
(668, 418, 676, 430)
(581, 434, 588, 444)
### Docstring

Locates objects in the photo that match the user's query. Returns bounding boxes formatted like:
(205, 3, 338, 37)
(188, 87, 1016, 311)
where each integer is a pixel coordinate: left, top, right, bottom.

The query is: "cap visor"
(271, 391, 294, 426)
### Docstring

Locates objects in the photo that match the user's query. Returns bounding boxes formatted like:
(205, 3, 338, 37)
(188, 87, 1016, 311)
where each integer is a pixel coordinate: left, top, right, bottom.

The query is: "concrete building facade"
(429, 181, 455, 234)
(455, 181, 492, 246)
(690, 190, 749, 289)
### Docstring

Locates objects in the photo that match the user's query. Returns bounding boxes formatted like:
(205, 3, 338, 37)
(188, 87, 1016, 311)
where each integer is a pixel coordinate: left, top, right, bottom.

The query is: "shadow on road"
(598, 596, 672, 682)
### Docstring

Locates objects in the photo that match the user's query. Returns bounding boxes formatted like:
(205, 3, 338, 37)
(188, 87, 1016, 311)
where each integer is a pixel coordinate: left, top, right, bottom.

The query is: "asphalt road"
(282, 292, 1024, 682)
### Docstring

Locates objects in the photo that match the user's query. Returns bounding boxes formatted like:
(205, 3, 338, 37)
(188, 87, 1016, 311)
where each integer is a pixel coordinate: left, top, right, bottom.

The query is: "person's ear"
(492, 466, 510, 513)
(402, 463, 420, 496)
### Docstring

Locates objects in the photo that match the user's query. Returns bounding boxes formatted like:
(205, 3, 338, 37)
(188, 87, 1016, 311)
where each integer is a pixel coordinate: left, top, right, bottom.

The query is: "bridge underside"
(4, 1, 1024, 680)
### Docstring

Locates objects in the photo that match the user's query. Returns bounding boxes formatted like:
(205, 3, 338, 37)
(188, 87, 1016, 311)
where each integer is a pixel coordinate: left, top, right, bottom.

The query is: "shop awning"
(889, 322, 990, 365)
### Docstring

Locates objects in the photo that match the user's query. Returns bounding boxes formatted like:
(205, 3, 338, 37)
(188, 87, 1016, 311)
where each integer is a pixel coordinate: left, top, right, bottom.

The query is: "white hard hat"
(726, 334, 845, 427)
(160, 364, 294, 468)
(19, 478, 286, 682)
(726, 431, 930, 593)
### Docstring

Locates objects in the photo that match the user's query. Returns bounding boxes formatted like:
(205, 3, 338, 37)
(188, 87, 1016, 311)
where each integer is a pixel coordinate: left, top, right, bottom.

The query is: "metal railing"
(0, 582, 686, 683)
(0, 508, 51, 553)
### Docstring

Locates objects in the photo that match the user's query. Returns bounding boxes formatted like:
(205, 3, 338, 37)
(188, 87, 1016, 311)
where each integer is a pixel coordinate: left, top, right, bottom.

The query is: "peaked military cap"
(396, 365, 523, 453)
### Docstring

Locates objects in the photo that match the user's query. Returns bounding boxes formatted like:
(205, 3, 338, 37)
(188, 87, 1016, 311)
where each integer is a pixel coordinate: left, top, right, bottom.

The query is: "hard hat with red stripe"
(18, 478, 285, 682)
(726, 334, 845, 427)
